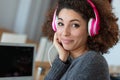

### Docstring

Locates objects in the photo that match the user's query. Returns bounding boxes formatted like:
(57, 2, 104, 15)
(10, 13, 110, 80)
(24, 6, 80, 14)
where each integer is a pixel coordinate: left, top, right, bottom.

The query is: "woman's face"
(56, 8, 88, 52)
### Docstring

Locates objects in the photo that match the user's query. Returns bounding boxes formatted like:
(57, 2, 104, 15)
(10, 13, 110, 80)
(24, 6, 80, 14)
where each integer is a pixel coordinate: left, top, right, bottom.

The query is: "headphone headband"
(52, 0, 100, 36)
(87, 0, 100, 27)
(87, 0, 100, 36)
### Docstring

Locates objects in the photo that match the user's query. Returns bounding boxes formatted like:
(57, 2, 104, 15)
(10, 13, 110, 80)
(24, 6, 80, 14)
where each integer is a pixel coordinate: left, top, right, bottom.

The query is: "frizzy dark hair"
(42, 0, 119, 54)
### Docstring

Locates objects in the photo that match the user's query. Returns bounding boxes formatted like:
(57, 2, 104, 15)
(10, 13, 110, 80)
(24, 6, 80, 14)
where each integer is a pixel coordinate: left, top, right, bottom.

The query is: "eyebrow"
(58, 18, 80, 22)
(70, 19, 80, 22)
(58, 18, 63, 21)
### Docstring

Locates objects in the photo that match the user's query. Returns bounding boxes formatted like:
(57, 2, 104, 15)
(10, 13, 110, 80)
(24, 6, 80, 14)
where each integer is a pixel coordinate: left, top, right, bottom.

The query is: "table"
(34, 61, 50, 80)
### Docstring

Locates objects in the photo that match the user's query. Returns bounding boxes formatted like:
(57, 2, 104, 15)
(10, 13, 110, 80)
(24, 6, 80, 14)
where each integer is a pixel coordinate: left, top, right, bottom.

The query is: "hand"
(53, 32, 69, 62)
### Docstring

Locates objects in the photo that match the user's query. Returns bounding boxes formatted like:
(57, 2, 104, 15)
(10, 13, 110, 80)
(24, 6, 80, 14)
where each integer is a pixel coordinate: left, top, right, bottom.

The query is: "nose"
(62, 26, 70, 36)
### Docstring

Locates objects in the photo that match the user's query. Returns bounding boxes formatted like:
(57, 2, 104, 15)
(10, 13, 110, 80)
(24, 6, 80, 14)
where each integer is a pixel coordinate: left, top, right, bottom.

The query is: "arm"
(44, 33, 70, 80)
(44, 56, 70, 80)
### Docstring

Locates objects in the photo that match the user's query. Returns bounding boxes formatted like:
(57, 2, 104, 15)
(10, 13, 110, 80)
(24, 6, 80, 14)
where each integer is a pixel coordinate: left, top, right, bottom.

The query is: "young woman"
(42, 0, 119, 80)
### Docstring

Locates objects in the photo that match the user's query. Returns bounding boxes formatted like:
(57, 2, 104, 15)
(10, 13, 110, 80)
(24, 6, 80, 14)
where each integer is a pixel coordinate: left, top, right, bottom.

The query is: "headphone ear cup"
(52, 17, 57, 31)
(88, 18, 100, 37)
(52, 10, 57, 31)
(88, 18, 95, 36)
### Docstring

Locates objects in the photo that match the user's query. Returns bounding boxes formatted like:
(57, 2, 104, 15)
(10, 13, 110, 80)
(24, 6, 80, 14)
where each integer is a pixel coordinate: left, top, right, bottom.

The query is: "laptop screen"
(0, 43, 36, 80)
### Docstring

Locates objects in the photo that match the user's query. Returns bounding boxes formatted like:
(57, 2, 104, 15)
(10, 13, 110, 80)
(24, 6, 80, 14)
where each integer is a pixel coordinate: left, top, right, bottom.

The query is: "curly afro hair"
(42, 0, 119, 54)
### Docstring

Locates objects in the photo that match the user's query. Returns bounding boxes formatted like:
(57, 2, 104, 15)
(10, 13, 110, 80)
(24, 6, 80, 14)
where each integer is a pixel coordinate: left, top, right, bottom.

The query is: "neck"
(70, 45, 88, 59)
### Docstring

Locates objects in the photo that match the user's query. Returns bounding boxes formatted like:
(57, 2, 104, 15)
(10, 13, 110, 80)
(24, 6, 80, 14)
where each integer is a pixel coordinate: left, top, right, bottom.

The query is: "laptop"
(0, 42, 36, 80)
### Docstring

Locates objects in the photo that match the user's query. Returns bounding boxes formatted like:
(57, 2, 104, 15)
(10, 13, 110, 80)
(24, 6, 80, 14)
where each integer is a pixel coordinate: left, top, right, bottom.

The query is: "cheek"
(72, 30, 88, 41)
(56, 30, 62, 39)
(72, 31, 83, 38)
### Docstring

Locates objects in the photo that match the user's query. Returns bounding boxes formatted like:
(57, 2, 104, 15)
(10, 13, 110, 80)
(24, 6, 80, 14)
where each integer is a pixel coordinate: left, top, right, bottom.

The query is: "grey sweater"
(44, 51, 110, 80)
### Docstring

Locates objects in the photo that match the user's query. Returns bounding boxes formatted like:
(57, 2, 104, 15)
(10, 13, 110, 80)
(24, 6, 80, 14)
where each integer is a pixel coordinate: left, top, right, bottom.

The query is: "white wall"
(25, 0, 51, 41)
(0, 0, 52, 42)
(0, 0, 19, 31)
(13, 0, 33, 34)
(104, 0, 120, 66)
(13, 0, 51, 41)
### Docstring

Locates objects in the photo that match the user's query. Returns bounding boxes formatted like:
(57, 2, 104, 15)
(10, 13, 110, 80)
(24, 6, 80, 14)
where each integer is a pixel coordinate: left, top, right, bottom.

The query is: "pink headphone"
(52, 0, 100, 37)
(52, 9, 57, 31)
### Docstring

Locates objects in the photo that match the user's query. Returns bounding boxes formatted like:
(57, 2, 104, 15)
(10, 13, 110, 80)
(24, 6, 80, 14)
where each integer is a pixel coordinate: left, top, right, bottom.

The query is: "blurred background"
(0, 0, 120, 79)
(0, 0, 57, 42)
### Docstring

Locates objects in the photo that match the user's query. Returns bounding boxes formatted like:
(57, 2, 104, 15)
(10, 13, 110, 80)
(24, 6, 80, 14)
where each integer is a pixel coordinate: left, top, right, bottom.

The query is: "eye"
(57, 22, 64, 27)
(72, 23, 80, 28)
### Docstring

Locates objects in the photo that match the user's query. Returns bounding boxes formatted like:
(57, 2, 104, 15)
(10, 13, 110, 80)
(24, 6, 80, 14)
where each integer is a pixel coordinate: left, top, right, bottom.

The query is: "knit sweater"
(44, 51, 110, 80)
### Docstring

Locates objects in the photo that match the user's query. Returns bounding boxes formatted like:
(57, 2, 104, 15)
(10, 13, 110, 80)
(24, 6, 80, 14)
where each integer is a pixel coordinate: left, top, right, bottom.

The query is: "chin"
(63, 45, 72, 51)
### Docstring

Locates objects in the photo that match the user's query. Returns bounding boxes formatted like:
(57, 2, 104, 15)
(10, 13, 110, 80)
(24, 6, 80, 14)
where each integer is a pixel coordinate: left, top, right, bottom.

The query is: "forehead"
(58, 8, 85, 21)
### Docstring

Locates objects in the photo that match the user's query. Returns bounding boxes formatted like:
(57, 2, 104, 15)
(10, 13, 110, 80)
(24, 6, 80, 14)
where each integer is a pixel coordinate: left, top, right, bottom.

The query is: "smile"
(61, 39, 73, 44)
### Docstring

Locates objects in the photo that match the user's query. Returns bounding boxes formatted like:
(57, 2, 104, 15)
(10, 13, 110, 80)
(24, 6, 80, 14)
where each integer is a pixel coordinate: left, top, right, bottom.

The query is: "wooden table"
(34, 61, 50, 80)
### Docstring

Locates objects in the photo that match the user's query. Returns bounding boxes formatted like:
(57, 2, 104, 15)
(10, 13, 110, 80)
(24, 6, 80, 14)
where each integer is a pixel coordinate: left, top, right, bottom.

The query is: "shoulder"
(74, 50, 109, 73)
(88, 51, 108, 67)
(76, 51, 110, 80)
(83, 50, 108, 65)
(77, 50, 109, 75)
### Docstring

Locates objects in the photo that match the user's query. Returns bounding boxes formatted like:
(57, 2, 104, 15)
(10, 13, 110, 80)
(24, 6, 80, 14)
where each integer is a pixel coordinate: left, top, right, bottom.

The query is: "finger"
(53, 32, 58, 44)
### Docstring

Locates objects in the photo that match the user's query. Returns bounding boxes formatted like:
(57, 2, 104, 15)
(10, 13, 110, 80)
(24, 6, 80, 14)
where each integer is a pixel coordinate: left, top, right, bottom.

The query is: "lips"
(61, 39, 73, 44)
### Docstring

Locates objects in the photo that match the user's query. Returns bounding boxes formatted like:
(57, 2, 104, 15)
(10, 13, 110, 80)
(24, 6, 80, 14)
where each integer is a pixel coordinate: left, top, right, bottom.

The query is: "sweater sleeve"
(44, 56, 70, 80)
(75, 54, 111, 80)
